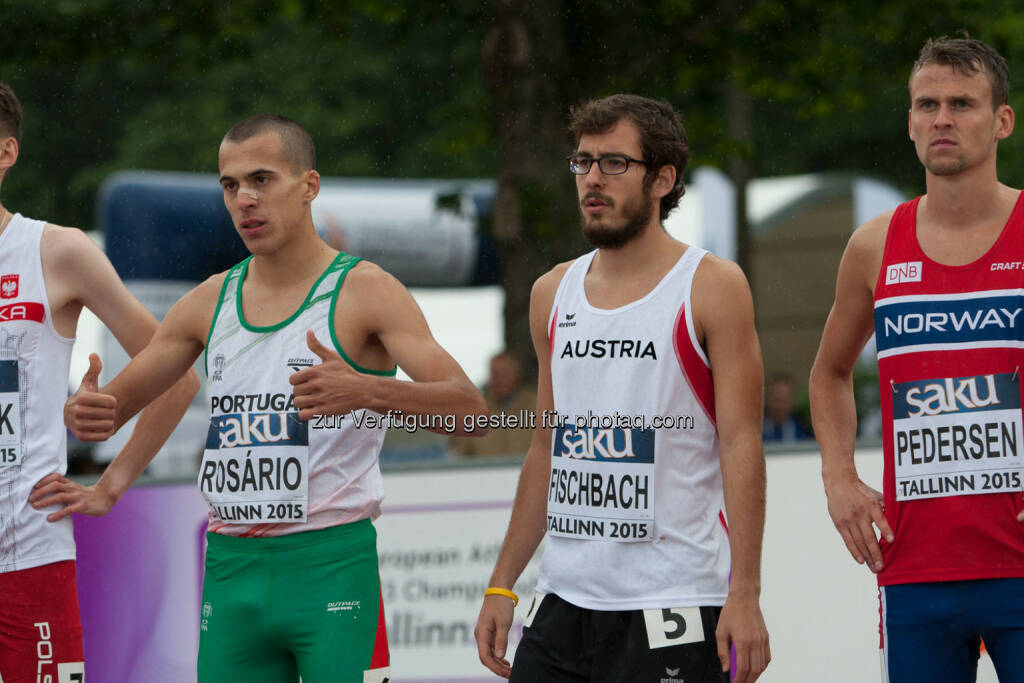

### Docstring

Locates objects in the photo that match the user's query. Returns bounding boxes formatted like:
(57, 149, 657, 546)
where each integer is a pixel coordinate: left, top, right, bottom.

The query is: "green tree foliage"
(3, 0, 1024, 366)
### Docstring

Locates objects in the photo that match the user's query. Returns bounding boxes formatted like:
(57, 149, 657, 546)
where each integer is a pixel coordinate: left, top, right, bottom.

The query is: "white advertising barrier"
(75, 451, 1001, 682)
(375, 466, 542, 681)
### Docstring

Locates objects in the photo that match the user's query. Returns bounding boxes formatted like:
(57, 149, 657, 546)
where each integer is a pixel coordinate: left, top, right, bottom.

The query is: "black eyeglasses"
(567, 154, 646, 175)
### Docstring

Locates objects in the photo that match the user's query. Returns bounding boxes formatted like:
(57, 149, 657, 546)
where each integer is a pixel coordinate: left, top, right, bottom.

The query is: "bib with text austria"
(893, 372, 1023, 500)
(199, 410, 309, 523)
(547, 425, 655, 542)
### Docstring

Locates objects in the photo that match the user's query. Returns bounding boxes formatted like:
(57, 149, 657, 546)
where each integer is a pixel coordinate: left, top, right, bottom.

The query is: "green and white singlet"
(201, 252, 394, 537)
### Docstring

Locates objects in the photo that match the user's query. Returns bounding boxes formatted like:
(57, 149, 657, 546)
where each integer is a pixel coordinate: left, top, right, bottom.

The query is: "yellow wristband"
(484, 587, 519, 606)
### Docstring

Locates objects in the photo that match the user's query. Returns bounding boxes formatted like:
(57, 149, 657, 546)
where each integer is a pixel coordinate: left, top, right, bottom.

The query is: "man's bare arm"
(30, 227, 206, 518)
(289, 263, 486, 435)
(809, 214, 894, 571)
(693, 255, 770, 683)
(473, 264, 566, 679)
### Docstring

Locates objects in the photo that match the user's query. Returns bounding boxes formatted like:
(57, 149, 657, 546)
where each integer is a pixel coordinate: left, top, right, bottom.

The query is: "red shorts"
(0, 560, 84, 683)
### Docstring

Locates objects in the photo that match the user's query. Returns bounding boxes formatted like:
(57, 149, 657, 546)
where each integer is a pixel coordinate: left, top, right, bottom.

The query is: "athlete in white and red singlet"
(0, 81, 198, 682)
(474, 94, 770, 683)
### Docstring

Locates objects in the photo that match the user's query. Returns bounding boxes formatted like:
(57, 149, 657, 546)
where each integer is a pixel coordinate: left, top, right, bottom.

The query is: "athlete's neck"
(248, 230, 337, 288)
(590, 220, 686, 281)
(921, 162, 1017, 229)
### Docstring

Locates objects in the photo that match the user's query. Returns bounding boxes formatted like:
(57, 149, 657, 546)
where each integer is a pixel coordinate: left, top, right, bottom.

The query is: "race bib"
(892, 373, 1024, 501)
(547, 425, 654, 542)
(643, 606, 705, 649)
(0, 360, 22, 469)
(199, 411, 309, 523)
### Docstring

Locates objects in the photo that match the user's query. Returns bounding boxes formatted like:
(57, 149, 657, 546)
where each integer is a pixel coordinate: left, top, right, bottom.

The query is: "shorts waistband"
(205, 519, 374, 553)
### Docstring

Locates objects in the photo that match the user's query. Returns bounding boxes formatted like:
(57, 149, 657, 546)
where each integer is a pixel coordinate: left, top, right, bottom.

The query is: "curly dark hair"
(569, 94, 689, 221)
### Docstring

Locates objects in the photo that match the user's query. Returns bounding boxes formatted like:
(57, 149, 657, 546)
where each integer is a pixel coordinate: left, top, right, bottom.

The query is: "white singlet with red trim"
(0, 215, 76, 572)
(538, 246, 729, 610)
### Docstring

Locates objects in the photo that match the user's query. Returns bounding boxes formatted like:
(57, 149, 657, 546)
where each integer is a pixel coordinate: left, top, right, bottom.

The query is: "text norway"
(883, 307, 1021, 336)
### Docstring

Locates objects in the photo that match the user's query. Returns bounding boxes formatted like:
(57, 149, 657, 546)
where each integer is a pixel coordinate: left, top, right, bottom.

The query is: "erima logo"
(560, 339, 656, 359)
(287, 357, 315, 372)
(661, 668, 685, 683)
(885, 261, 922, 285)
(905, 375, 999, 417)
(558, 312, 577, 328)
(882, 308, 1022, 336)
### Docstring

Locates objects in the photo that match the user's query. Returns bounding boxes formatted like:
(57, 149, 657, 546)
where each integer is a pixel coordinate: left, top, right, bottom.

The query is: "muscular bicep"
(357, 268, 471, 383)
(696, 260, 764, 441)
(104, 278, 217, 413)
(42, 226, 159, 352)
(526, 266, 569, 455)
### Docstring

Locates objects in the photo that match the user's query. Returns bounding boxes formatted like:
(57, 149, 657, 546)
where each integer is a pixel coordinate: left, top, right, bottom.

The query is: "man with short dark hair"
(0, 81, 199, 680)
(474, 94, 770, 682)
(810, 36, 1024, 682)
(59, 113, 487, 682)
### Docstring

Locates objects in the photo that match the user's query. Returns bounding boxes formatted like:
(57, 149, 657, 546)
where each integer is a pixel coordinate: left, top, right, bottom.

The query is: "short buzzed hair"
(0, 83, 23, 143)
(911, 36, 1010, 109)
(222, 114, 316, 172)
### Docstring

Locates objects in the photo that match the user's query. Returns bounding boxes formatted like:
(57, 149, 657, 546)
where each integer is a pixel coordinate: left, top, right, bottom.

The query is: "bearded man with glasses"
(474, 94, 771, 683)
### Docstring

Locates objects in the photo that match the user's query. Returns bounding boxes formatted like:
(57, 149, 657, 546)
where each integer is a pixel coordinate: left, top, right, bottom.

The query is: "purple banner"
(74, 483, 208, 682)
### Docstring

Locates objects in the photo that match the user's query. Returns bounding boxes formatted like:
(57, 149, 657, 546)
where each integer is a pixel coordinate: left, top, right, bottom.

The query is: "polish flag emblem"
(0, 275, 17, 299)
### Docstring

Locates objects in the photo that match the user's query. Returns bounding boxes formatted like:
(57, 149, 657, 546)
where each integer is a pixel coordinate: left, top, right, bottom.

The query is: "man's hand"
(29, 472, 117, 522)
(289, 330, 369, 421)
(716, 591, 770, 683)
(474, 594, 515, 678)
(824, 473, 893, 572)
(64, 353, 117, 441)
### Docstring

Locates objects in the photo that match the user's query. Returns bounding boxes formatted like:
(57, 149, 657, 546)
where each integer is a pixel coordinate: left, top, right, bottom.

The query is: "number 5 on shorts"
(643, 606, 704, 649)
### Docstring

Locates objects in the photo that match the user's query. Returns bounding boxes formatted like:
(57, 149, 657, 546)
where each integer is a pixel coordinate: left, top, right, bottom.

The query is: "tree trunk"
(482, 0, 579, 378)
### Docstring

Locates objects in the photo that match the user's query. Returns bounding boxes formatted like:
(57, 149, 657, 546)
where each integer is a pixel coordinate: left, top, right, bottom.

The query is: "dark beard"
(580, 193, 653, 250)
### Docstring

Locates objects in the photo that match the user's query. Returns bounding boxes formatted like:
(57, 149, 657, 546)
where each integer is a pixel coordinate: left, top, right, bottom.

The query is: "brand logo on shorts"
(0, 275, 17, 299)
(327, 600, 360, 613)
(885, 261, 922, 285)
(201, 602, 212, 631)
(661, 668, 685, 683)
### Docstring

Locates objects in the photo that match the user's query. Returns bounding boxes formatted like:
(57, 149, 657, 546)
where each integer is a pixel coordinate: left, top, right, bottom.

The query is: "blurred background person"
(762, 372, 811, 442)
(452, 351, 536, 457)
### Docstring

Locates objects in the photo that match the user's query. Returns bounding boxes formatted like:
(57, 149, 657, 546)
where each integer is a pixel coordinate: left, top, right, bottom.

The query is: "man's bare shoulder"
(183, 271, 236, 317)
(847, 210, 893, 258)
(693, 251, 749, 295)
(531, 260, 574, 303)
(340, 260, 407, 304)
(39, 223, 100, 266)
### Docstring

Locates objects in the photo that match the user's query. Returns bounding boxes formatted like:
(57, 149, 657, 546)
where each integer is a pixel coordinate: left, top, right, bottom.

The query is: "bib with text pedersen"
(892, 372, 1024, 501)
